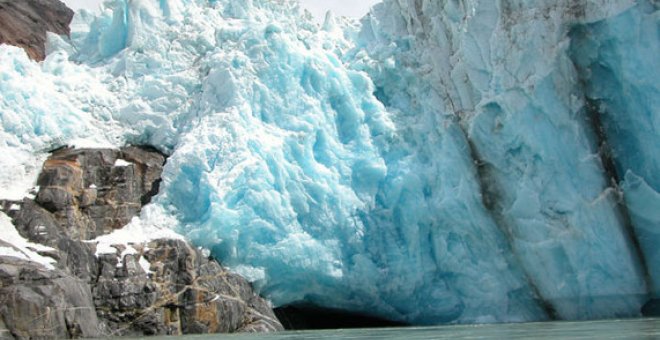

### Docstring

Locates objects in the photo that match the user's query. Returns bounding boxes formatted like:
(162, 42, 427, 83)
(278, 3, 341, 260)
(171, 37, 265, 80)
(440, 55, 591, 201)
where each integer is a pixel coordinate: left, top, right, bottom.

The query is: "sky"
(62, 0, 381, 21)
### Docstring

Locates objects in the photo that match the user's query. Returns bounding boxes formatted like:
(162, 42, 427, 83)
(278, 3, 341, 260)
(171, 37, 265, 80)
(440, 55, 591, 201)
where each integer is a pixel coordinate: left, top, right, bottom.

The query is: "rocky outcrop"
(32, 146, 166, 240)
(0, 0, 74, 61)
(94, 239, 282, 336)
(0, 257, 101, 339)
(0, 147, 283, 338)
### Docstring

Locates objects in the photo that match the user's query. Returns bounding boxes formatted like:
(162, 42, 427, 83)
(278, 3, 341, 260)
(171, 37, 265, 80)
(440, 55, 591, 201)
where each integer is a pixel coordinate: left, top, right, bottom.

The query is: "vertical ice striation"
(0, 0, 657, 326)
(570, 0, 660, 296)
(352, 0, 653, 320)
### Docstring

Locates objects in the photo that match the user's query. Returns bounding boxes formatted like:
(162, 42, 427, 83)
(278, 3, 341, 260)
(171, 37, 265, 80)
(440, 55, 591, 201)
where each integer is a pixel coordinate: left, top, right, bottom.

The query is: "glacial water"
(127, 318, 660, 339)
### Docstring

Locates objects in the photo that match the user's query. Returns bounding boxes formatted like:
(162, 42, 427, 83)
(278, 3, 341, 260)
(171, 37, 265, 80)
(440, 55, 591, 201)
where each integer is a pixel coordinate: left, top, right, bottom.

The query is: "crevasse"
(0, 0, 657, 325)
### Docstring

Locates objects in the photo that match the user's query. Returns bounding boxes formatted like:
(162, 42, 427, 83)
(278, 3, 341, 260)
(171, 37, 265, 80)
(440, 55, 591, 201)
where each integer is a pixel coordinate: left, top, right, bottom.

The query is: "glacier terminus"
(0, 0, 658, 326)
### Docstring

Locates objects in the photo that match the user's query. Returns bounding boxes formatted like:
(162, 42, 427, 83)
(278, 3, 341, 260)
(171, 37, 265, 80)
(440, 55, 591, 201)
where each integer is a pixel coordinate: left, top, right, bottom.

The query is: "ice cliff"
(352, 0, 659, 322)
(0, 0, 657, 326)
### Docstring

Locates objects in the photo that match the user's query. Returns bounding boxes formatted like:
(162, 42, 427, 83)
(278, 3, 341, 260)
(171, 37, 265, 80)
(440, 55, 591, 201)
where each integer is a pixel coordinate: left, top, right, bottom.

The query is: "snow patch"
(114, 159, 132, 167)
(90, 205, 184, 257)
(0, 212, 56, 270)
(139, 256, 152, 273)
(0, 151, 48, 200)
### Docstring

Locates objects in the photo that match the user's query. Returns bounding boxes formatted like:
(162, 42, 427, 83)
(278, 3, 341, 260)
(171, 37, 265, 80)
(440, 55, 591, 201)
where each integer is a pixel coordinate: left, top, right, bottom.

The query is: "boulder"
(31, 146, 166, 240)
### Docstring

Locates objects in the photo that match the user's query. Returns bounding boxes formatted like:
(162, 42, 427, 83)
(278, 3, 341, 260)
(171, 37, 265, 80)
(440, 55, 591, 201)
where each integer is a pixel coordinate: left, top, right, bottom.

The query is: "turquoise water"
(131, 318, 660, 339)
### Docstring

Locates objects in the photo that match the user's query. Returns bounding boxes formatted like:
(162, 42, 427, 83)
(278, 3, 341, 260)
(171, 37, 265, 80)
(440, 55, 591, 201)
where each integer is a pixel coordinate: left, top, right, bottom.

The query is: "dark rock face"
(33, 146, 167, 240)
(0, 147, 283, 338)
(94, 239, 282, 336)
(0, 257, 102, 339)
(9, 198, 63, 248)
(0, 0, 74, 61)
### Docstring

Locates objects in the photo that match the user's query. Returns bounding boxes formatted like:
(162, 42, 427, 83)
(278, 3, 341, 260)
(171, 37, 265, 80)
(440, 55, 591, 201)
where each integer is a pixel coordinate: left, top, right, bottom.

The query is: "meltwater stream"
(127, 319, 660, 339)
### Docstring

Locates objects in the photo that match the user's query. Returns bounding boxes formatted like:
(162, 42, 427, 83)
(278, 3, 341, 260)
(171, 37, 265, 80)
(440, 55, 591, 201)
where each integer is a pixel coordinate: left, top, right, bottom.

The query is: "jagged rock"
(56, 238, 98, 284)
(0, 0, 73, 61)
(0, 317, 10, 339)
(31, 146, 166, 240)
(36, 158, 84, 212)
(0, 147, 284, 338)
(6, 199, 63, 248)
(0, 257, 101, 339)
(94, 239, 283, 336)
(119, 146, 166, 205)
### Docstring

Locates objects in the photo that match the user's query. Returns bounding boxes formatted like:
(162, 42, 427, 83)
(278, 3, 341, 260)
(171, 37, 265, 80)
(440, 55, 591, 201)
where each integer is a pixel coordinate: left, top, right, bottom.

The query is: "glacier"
(569, 1, 660, 295)
(0, 0, 658, 325)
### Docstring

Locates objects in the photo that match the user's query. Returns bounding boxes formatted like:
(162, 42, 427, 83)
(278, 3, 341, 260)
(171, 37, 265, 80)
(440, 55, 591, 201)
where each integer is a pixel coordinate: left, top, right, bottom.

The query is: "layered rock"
(32, 146, 166, 240)
(0, 147, 283, 338)
(0, 257, 101, 339)
(0, 0, 74, 61)
(94, 239, 282, 336)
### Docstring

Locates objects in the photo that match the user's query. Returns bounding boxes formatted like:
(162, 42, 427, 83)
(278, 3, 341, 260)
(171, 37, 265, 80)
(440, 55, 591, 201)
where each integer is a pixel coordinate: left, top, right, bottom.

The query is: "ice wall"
(351, 0, 655, 319)
(569, 1, 660, 295)
(152, 0, 545, 324)
(0, 0, 658, 326)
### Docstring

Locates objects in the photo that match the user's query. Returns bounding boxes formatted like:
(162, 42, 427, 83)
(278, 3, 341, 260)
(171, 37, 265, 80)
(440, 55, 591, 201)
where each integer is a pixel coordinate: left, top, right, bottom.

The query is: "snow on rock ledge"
(0, 212, 56, 270)
(0, 147, 283, 337)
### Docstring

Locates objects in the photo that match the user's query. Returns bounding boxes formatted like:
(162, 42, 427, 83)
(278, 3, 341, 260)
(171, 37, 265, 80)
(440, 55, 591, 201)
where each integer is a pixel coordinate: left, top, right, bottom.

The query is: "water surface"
(131, 318, 660, 339)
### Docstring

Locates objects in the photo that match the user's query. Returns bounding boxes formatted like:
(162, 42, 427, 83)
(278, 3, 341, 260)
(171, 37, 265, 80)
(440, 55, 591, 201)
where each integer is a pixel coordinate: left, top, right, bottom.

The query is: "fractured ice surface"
(0, 0, 657, 325)
(569, 1, 660, 295)
(353, 0, 655, 319)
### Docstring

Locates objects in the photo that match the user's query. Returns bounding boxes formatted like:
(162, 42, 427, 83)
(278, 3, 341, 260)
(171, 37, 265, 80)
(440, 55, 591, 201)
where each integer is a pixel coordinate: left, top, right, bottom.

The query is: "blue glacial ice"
(0, 0, 658, 325)
(350, 0, 657, 320)
(569, 1, 660, 295)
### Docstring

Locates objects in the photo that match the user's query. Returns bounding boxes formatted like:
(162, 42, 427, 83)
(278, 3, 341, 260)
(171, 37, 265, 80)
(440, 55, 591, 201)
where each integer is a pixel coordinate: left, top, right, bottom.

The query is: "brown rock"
(93, 239, 283, 336)
(0, 0, 74, 61)
(29, 146, 166, 239)
(1, 147, 284, 337)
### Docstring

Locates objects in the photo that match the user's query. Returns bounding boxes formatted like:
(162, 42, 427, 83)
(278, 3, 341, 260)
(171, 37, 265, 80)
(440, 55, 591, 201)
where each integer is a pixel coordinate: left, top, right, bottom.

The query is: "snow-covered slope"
(0, 0, 657, 325)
